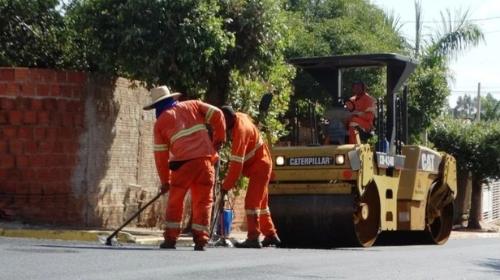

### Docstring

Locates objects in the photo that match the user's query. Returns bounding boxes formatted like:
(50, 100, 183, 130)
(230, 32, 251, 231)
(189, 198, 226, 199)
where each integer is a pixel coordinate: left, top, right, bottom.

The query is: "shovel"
(100, 191, 163, 246)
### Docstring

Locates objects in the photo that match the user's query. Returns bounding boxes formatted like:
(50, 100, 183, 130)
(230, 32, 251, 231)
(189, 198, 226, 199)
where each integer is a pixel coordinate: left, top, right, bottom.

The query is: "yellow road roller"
(268, 53, 457, 248)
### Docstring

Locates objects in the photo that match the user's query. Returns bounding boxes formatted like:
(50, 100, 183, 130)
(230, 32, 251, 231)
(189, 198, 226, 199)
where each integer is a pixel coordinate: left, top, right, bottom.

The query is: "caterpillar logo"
(418, 151, 441, 172)
(287, 156, 333, 166)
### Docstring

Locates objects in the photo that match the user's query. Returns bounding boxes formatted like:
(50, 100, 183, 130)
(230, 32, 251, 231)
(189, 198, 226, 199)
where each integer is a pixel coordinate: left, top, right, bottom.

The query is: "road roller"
(268, 53, 457, 248)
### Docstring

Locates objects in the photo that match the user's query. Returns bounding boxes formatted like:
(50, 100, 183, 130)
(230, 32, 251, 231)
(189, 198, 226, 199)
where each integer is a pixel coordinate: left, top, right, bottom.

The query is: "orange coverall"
(154, 100, 225, 246)
(346, 92, 376, 144)
(221, 112, 278, 241)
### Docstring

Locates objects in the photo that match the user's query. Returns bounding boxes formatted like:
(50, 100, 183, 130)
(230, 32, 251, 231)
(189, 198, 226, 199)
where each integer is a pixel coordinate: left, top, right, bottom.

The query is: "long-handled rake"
(100, 191, 164, 246)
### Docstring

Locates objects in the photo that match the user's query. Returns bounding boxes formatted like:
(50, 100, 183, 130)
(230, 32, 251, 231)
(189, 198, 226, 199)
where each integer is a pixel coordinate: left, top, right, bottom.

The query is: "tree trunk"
(205, 67, 230, 106)
(454, 171, 472, 225)
(467, 177, 483, 229)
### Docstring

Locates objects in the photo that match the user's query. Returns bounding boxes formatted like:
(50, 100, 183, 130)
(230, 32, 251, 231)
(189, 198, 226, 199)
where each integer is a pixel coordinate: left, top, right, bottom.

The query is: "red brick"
(62, 113, 73, 127)
(57, 128, 72, 140)
(18, 127, 33, 140)
(57, 99, 67, 112)
(0, 111, 6, 124)
(43, 99, 57, 110)
(29, 183, 43, 195)
(63, 142, 80, 154)
(45, 127, 57, 140)
(51, 141, 63, 153)
(0, 140, 7, 153)
(30, 98, 44, 110)
(38, 141, 53, 153)
(1, 97, 15, 110)
(50, 84, 61, 97)
(1, 155, 15, 167)
(9, 140, 22, 154)
(37, 84, 50, 97)
(16, 183, 29, 194)
(60, 85, 73, 98)
(8, 110, 22, 125)
(15, 97, 30, 110)
(6, 83, 21, 95)
(23, 141, 38, 153)
(3, 126, 17, 138)
(61, 168, 72, 180)
(7, 168, 22, 180)
(22, 169, 36, 181)
(33, 127, 46, 140)
(68, 71, 87, 84)
(14, 68, 29, 81)
(29, 69, 43, 82)
(16, 155, 29, 167)
(23, 111, 37, 124)
(38, 111, 51, 125)
(50, 112, 62, 126)
(72, 86, 83, 99)
(56, 71, 67, 83)
(1, 180, 17, 193)
(73, 114, 83, 127)
(41, 70, 56, 83)
(0, 68, 15, 81)
(50, 168, 61, 180)
(21, 83, 36, 95)
(0, 168, 6, 180)
(37, 168, 49, 180)
(30, 155, 46, 167)
(0, 83, 6, 94)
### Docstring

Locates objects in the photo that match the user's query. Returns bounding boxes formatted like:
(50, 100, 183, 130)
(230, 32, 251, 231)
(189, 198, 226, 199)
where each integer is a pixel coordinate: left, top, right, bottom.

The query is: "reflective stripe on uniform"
(154, 144, 168, 151)
(164, 222, 182, 229)
(243, 137, 263, 162)
(171, 124, 207, 143)
(192, 223, 209, 232)
(366, 106, 376, 113)
(246, 209, 261, 215)
(259, 208, 270, 215)
(205, 106, 216, 123)
(349, 121, 361, 127)
(230, 137, 264, 163)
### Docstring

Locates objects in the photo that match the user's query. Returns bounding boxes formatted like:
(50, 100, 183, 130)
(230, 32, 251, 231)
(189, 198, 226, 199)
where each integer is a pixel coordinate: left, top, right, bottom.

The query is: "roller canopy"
(288, 53, 419, 99)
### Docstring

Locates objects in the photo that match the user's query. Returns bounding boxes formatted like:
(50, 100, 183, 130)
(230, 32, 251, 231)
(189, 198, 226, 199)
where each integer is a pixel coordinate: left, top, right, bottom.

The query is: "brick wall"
(0, 68, 87, 225)
(0, 67, 162, 227)
(0, 67, 248, 232)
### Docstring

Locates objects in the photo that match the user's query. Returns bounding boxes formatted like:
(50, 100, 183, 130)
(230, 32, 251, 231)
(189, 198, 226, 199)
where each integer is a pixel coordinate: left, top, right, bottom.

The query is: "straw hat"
(143, 86, 181, 110)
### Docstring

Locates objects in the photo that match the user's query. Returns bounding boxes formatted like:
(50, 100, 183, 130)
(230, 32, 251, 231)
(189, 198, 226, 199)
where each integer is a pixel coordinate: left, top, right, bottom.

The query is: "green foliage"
(429, 118, 500, 182)
(283, 0, 404, 112)
(401, 1, 485, 142)
(0, 0, 72, 68)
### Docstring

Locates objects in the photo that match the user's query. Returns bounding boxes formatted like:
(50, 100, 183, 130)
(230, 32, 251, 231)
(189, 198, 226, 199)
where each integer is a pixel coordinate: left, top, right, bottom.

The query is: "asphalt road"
(1, 237, 499, 280)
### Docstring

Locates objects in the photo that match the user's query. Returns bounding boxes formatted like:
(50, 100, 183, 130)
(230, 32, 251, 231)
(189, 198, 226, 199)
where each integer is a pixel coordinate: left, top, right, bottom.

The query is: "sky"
(372, 0, 500, 107)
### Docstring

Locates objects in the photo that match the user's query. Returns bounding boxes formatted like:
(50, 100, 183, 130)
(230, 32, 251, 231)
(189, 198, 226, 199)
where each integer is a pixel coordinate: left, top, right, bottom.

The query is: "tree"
(480, 93, 500, 121)
(453, 94, 476, 120)
(429, 119, 500, 229)
(400, 0, 485, 143)
(65, 0, 292, 108)
(0, 0, 74, 68)
(283, 0, 404, 118)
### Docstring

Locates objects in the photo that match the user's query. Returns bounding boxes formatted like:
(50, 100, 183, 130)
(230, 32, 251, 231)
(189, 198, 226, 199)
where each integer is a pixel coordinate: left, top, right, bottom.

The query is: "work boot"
(234, 239, 262, 249)
(194, 243, 207, 251)
(159, 241, 176, 249)
(261, 236, 281, 247)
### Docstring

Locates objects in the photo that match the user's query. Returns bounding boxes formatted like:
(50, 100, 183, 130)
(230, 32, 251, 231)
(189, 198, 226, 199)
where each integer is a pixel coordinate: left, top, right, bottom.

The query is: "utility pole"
(476, 82, 481, 121)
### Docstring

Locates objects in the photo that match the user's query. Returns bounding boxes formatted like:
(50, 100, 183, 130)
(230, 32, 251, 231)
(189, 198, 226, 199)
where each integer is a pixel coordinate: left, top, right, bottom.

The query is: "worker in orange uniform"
(220, 105, 281, 248)
(143, 86, 226, 251)
(345, 79, 376, 144)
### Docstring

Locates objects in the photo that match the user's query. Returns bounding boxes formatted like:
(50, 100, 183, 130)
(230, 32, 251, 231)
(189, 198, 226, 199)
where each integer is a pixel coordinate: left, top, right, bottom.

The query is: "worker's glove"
(160, 183, 170, 194)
